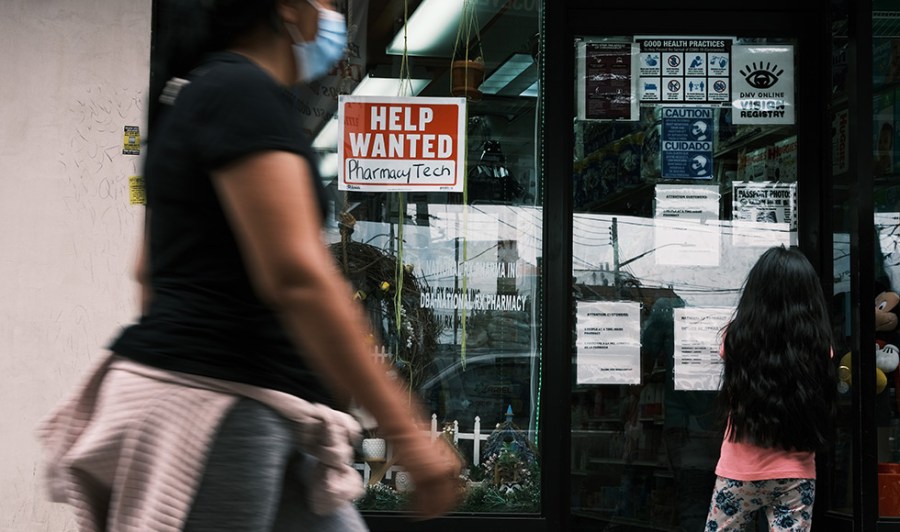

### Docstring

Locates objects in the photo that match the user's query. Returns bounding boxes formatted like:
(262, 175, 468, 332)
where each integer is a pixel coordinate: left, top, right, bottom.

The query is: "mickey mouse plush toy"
(877, 291, 900, 334)
(876, 291, 900, 392)
(839, 291, 900, 395)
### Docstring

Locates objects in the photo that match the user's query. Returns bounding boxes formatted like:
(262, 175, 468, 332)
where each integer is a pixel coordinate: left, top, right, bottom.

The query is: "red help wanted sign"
(338, 96, 467, 192)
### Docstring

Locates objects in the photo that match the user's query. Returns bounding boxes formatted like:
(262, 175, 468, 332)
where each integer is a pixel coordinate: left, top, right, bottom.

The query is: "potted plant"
(451, 0, 485, 101)
(451, 48, 485, 101)
(360, 430, 387, 462)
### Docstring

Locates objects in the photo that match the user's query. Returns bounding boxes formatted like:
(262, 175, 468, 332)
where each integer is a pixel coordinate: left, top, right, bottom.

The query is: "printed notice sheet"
(673, 307, 732, 391)
(576, 301, 642, 385)
(655, 184, 720, 222)
(636, 37, 732, 103)
(731, 182, 797, 248)
(653, 184, 721, 266)
(577, 42, 639, 121)
(731, 45, 795, 125)
(660, 107, 715, 179)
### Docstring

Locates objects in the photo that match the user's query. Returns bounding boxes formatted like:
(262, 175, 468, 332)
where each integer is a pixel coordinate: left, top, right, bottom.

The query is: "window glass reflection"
(571, 34, 800, 530)
(312, 0, 543, 514)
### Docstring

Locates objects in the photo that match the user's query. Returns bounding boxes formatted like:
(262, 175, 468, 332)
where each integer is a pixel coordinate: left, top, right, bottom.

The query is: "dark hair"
(148, 0, 281, 130)
(720, 245, 836, 452)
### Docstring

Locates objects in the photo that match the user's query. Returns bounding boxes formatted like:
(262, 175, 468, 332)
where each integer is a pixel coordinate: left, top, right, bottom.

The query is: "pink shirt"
(716, 426, 816, 480)
(714, 339, 828, 480)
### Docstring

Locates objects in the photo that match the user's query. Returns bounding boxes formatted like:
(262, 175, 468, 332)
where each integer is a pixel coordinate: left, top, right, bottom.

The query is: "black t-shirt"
(110, 52, 334, 406)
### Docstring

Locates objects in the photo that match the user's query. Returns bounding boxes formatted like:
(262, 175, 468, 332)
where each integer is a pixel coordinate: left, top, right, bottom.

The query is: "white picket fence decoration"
(373, 345, 391, 362)
(355, 414, 494, 484)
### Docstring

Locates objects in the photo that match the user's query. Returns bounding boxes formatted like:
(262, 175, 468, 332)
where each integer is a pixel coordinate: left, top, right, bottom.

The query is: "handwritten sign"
(338, 96, 466, 192)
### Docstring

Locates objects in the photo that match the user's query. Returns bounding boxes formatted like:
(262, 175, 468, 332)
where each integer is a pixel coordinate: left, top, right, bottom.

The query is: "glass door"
(569, 33, 801, 531)
(870, 1, 900, 523)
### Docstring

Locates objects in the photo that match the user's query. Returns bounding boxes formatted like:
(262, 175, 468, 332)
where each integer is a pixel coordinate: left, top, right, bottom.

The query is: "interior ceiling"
(363, 0, 540, 120)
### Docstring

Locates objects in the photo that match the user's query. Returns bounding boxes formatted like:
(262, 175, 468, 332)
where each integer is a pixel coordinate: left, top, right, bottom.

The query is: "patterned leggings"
(706, 476, 815, 531)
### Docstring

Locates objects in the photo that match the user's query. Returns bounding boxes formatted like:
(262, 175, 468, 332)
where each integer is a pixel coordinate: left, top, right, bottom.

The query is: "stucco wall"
(0, 2, 151, 530)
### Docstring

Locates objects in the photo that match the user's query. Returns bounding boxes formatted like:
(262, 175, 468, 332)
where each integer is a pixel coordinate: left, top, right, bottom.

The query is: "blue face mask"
(287, 3, 347, 83)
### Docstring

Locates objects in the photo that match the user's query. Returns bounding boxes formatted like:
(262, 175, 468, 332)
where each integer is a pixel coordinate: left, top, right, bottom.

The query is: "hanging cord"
(394, 0, 410, 366)
(450, 0, 484, 96)
(451, 1, 479, 369)
(338, 0, 356, 260)
(397, 0, 413, 97)
(338, 0, 357, 95)
(460, 117, 469, 370)
(395, 192, 405, 339)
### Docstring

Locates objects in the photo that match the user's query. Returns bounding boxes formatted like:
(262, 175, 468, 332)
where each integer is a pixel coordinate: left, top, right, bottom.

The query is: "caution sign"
(338, 96, 466, 192)
(661, 106, 714, 179)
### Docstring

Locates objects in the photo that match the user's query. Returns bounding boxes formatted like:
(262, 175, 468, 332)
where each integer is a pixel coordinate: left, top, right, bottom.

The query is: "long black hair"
(721, 245, 836, 452)
(148, 0, 281, 130)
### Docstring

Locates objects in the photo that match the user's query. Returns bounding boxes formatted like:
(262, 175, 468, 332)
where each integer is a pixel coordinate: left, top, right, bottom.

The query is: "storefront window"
(311, 0, 543, 513)
(872, 2, 900, 519)
(570, 34, 799, 529)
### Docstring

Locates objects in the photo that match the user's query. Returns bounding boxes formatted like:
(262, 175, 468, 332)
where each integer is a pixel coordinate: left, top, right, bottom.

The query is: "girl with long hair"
(38, 1, 462, 530)
(706, 246, 836, 531)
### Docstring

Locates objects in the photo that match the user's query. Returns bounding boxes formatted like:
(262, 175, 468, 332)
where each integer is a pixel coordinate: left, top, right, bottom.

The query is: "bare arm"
(212, 151, 461, 517)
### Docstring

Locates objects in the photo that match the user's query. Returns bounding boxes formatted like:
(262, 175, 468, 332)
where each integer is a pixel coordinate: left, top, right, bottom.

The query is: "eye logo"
(740, 62, 784, 89)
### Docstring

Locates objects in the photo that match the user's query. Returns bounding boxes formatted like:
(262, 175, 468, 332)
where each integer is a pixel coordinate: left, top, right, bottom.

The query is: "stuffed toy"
(878, 340, 900, 374)
(839, 350, 889, 394)
(877, 291, 900, 335)
(876, 292, 900, 406)
(838, 293, 900, 395)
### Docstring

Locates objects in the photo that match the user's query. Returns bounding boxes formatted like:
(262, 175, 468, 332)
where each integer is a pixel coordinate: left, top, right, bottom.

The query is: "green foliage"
(355, 461, 541, 514)
(456, 479, 540, 513)
(354, 416, 542, 514)
(354, 483, 409, 512)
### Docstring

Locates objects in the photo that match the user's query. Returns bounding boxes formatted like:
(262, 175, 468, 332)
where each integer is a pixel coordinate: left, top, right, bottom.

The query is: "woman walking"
(38, 1, 462, 530)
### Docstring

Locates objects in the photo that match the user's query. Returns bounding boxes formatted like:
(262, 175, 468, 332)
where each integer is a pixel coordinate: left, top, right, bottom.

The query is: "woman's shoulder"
(184, 52, 283, 105)
(172, 53, 294, 136)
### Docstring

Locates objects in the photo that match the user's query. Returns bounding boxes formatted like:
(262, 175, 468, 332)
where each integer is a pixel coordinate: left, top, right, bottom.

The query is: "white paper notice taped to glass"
(673, 307, 733, 390)
(576, 301, 642, 385)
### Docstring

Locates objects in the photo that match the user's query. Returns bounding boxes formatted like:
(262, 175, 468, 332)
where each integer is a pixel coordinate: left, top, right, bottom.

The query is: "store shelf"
(715, 125, 792, 158)
(572, 508, 615, 519)
(572, 429, 620, 435)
